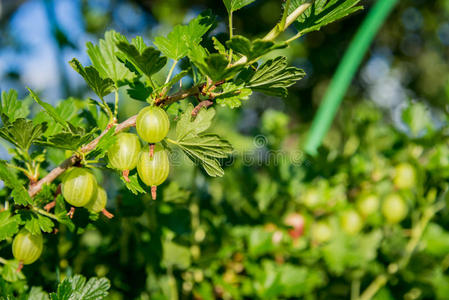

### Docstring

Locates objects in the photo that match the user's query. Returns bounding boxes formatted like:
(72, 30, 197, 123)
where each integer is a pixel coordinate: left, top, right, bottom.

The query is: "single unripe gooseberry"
(136, 106, 170, 143)
(61, 168, 97, 207)
(12, 229, 43, 265)
(382, 193, 408, 224)
(393, 163, 416, 190)
(85, 186, 107, 213)
(311, 221, 332, 244)
(356, 193, 380, 217)
(107, 133, 141, 181)
(340, 209, 363, 235)
(85, 186, 114, 218)
(137, 144, 169, 200)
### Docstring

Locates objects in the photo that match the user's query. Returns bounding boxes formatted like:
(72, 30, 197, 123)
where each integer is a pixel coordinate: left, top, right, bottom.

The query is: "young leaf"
(212, 37, 227, 55)
(86, 30, 135, 85)
(18, 211, 54, 234)
(158, 69, 189, 93)
(222, 0, 257, 13)
(116, 41, 167, 78)
(0, 89, 29, 123)
(0, 211, 21, 241)
(176, 134, 233, 177)
(215, 82, 252, 108)
(126, 80, 153, 102)
(1, 260, 25, 282)
(0, 118, 47, 151)
(240, 56, 305, 97)
(189, 50, 244, 82)
(289, 0, 363, 35)
(50, 274, 110, 300)
(226, 35, 287, 61)
(34, 98, 84, 137)
(176, 103, 215, 140)
(28, 287, 50, 300)
(120, 172, 146, 195)
(69, 58, 115, 100)
(37, 127, 97, 151)
(28, 89, 69, 130)
(86, 127, 117, 160)
(174, 105, 233, 177)
(0, 161, 32, 205)
(154, 11, 215, 60)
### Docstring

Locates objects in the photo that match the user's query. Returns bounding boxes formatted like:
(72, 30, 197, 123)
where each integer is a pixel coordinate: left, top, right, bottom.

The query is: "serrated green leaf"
(86, 127, 117, 160)
(0, 118, 47, 151)
(0, 260, 25, 282)
(69, 58, 115, 100)
(0, 211, 21, 241)
(34, 98, 83, 137)
(131, 36, 146, 53)
(240, 56, 305, 97)
(50, 275, 110, 300)
(126, 80, 153, 102)
(28, 287, 50, 300)
(19, 211, 54, 234)
(189, 50, 244, 82)
(158, 69, 189, 93)
(116, 41, 167, 78)
(86, 30, 135, 85)
(0, 89, 29, 123)
(120, 172, 146, 195)
(0, 161, 32, 205)
(154, 11, 215, 60)
(176, 104, 215, 140)
(212, 37, 227, 55)
(37, 127, 97, 151)
(289, 0, 363, 35)
(174, 106, 232, 177)
(215, 82, 252, 108)
(226, 35, 287, 61)
(223, 0, 257, 13)
(28, 88, 69, 130)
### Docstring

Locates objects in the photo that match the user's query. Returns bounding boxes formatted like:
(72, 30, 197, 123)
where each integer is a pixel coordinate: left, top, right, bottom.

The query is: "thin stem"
(359, 275, 388, 300)
(113, 89, 119, 120)
(279, 0, 291, 31)
(228, 11, 234, 63)
(165, 60, 178, 84)
(285, 31, 303, 44)
(32, 206, 60, 221)
(262, 0, 313, 41)
(0, 257, 7, 265)
(6, 163, 31, 177)
(351, 278, 361, 300)
(165, 138, 178, 145)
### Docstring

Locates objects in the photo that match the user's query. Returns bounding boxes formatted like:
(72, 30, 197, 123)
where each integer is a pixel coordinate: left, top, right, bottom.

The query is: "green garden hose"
(303, 0, 399, 155)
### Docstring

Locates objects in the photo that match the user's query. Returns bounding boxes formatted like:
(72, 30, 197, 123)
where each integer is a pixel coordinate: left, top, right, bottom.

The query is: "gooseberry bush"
(3, 0, 449, 299)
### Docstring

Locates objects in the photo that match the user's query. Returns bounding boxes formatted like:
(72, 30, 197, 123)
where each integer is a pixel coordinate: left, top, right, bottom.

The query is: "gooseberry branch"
(27, 82, 224, 198)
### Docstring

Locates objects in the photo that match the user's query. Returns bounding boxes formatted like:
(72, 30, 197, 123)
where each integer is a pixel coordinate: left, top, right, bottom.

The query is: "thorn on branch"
(192, 100, 214, 117)
(44, 201, 56, 212)
(67, 207, 75, 219)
